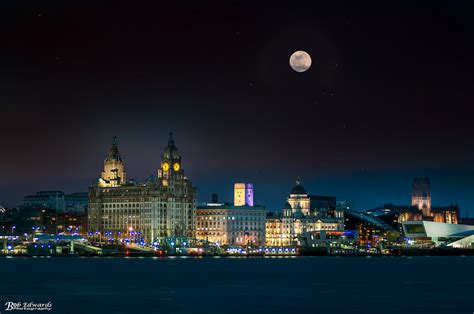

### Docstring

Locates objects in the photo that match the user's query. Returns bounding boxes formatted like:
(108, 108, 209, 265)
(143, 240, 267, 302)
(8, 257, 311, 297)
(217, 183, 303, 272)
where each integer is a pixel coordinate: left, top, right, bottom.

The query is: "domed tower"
(158, 132, 183, 186)
(287, 178, 311, 216)
(98, 136, 127, 187)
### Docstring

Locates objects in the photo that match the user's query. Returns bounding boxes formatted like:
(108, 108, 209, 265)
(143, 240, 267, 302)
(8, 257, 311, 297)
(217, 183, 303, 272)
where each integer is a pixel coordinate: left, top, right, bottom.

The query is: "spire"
(296, 177, 301, 186)
(112, 135, 118, 145)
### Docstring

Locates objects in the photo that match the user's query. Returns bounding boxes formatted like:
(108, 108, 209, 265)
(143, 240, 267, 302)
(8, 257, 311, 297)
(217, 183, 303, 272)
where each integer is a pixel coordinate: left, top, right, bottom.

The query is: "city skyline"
(2, 3, 473, 314)
(2, 134, 471, 218)
(2, 2, 474, 214)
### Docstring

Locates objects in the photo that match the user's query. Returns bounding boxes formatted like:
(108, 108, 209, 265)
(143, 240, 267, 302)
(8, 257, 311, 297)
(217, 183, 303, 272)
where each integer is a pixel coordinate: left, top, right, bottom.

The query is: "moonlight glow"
(289, 51, 312, 72)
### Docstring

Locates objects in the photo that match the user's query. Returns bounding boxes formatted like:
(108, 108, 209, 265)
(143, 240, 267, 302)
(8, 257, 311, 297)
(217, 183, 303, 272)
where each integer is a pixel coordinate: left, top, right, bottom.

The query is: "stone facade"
(195, 203, 267, 246)
(88, 134, 196, 243)
(265, 179, 344, 247)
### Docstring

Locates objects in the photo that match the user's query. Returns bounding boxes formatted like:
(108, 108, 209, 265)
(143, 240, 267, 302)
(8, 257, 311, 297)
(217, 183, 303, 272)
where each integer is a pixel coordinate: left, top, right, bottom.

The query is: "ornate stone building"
(410, 177, 458, 223)
(88, 134, 196, 243)
(265, 179, 344, 247)
(98, 136, 127, 188)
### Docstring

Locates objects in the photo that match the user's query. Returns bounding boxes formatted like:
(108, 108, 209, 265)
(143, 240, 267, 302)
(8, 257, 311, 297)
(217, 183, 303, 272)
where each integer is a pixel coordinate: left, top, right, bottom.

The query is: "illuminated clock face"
(162, 162, 170, 171)
(173, 162, 180, 171)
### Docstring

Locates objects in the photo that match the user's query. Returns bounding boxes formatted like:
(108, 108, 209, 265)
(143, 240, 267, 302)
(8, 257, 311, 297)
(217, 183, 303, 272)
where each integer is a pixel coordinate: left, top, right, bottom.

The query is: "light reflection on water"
(0, 256, 472, 314)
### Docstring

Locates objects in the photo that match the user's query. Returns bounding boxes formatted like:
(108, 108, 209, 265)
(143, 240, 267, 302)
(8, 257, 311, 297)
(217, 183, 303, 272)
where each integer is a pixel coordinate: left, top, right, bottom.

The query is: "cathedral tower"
(412, 177, 431, 216)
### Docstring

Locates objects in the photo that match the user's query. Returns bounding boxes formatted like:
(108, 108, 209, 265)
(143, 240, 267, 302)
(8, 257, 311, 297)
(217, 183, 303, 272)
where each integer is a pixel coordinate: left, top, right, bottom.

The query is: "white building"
(402, 220, 474, 247)
(195, 184, 266, 246)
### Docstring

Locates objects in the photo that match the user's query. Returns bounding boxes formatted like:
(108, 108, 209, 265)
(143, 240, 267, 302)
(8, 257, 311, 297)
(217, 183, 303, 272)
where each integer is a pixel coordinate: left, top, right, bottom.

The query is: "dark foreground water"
(0, 256, 473, 314)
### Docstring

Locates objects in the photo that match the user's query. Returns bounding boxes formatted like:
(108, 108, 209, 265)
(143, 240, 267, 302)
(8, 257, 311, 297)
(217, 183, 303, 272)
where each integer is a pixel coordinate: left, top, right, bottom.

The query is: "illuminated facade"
(431, 205, 459, 224)
(411, 177, 431, 216)
(98, 136, 127, 188)
(403, 220, 474, 246)
(234, 183, 246, 206)
(265, 179, 344, 246)
(195, 186, 266, 246)
(88, 134, 196, 243)
(233, 183, 254, 207)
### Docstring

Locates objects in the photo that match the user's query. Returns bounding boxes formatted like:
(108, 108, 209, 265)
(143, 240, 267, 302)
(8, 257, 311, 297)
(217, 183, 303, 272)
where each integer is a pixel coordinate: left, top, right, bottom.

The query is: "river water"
(0, 256, 472, 314)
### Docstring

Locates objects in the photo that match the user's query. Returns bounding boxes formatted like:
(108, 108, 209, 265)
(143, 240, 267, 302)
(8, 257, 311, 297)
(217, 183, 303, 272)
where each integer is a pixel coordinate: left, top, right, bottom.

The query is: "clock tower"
(158, 132, 183, 185)
(155, 132, 196, 238)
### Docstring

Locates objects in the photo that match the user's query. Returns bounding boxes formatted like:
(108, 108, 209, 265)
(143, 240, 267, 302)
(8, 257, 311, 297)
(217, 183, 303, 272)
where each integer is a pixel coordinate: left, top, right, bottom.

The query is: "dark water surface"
(0, 256, 473, 314)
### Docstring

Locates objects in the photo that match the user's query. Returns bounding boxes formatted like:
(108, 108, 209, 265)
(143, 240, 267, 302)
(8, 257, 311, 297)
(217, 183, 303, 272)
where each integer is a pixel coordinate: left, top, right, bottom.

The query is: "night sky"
(1, 1, 474, 215)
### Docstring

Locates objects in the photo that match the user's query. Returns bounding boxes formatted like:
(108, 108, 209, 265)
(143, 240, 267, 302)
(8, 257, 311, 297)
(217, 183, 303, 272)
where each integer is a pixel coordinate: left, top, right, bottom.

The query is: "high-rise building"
(412, 177, 431, 216)
(88, 134, 196, 243)
(245, 183, 254, 207)
(234, 183, 246, 206)
(234, 183, 254, 207)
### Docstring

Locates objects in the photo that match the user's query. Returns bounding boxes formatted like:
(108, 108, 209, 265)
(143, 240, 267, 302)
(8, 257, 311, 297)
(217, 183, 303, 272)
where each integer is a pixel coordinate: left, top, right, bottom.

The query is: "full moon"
(289, 50, 312, 72)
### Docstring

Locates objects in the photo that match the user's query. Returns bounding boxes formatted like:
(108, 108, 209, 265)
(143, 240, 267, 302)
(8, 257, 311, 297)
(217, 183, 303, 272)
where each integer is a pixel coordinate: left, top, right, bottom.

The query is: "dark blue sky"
(1, 1, 474, 216)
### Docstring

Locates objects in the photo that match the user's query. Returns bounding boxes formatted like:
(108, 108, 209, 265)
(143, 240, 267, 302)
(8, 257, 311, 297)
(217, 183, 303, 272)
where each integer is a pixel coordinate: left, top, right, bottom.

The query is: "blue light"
(7, 245, 12, 250)
(170, 242, 175, 246)
(183, 242, 187, 246)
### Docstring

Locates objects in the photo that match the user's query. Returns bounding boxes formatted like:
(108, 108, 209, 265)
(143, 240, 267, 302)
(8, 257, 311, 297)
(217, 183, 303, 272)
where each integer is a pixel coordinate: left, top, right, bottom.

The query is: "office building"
(88, 134, 196, 243)
(265, 179, 344, 247)
(195, 185, 266, 246)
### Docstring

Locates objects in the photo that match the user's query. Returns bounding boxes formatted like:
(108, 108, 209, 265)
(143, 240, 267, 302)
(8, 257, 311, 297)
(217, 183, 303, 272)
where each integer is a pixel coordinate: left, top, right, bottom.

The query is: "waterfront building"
(14, 206, 58, 234)
(88, 134, 196, 243)
(402, 220, 474, 247)
(57, 212, 88, 235)
(195, 187, 267, 246)
(344, 211, 399, 247)
(265, 179, 344, 247)
(299, 230, 358, 249)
